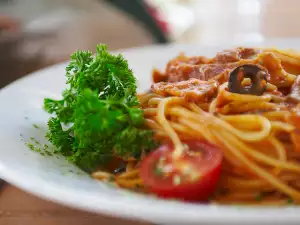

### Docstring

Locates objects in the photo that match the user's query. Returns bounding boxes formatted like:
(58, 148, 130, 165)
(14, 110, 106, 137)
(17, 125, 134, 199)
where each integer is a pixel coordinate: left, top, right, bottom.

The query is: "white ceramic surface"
(1, 41, 300, 225)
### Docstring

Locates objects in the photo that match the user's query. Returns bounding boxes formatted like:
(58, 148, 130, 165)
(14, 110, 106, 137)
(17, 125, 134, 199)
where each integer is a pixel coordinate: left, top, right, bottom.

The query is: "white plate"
(1, 41, 300, 225)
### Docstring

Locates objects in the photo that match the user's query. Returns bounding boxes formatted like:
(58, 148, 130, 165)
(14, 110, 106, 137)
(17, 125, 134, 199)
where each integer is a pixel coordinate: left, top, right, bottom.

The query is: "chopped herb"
(30, 137, 40, 145)
(154, 166, 163, 176)
(26, 139, 54, 156)
(26, 142, 36, 151)
(255, 192, 265, 201)
(287, 199, 294, 204)
(33, 124, 39, 129)
(45, 151, 53, 156)
(108, 176, 115, 182)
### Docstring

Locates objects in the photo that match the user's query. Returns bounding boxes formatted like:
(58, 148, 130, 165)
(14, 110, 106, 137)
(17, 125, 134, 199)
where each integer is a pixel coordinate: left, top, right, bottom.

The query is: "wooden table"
(1, 0, 300, 224)
(0, 185, 151, 225)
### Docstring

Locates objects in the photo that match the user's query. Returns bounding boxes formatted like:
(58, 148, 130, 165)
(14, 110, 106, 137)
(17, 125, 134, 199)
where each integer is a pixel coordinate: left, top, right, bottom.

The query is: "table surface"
(1, 0, 300, 224)
(0, 185, 151, 225)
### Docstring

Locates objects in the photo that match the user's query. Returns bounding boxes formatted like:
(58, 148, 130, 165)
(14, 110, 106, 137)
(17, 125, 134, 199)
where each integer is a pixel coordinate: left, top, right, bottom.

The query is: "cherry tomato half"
(140, 141, 223, 202)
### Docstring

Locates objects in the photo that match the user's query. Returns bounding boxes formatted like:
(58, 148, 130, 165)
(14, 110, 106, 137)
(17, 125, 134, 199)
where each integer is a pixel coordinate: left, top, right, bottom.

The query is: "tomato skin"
(140, 141, 223, 202)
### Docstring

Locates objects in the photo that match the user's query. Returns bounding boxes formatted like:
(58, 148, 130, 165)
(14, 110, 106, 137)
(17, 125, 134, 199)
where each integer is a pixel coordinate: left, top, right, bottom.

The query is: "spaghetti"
(92, 47, 300, 205)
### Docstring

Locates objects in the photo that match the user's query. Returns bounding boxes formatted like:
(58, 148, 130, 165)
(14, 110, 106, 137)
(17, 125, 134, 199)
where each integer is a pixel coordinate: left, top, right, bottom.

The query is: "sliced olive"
(228, 64, 268, 96)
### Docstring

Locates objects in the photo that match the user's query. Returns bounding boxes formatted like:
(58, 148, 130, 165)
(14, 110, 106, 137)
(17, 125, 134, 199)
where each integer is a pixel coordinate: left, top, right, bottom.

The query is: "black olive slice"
(228, 64, 268, 96)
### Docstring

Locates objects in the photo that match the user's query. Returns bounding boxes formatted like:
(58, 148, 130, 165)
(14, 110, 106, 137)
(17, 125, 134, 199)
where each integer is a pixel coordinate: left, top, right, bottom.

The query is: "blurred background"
(1, 0, 300, 88)
(1, 0, 300, 224)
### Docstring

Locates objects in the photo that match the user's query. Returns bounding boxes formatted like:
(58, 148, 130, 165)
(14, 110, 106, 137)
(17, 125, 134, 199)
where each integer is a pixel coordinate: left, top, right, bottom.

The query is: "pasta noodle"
(92, 47, 300, 205)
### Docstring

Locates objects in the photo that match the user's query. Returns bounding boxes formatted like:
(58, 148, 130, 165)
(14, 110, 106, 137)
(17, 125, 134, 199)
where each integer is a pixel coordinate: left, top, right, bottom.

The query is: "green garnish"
(26, 142, 36, 151)
(43, 44, 156, 171)
(287, 199, 294, 204)
(154, 166, 163, 176)
(108, 176, 115, 182)
(255, 192, 265, 201)
(30, 137, 40, 145)
(26, 138, 53, 156)
(33, 124, 39, 129)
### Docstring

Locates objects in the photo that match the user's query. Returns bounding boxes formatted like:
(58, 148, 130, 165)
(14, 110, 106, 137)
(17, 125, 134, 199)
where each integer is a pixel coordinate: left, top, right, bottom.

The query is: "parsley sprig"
(44, 44, 156, 171)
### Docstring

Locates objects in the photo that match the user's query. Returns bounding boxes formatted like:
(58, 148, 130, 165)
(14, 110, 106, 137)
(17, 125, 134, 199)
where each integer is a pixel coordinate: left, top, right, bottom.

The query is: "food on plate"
(40, 44, 300, 205)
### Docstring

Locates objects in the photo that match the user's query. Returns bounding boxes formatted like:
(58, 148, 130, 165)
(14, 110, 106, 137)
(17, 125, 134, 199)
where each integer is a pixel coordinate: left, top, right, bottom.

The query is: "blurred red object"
(145, 1, 170, 34)
(0, 15, 20, 33)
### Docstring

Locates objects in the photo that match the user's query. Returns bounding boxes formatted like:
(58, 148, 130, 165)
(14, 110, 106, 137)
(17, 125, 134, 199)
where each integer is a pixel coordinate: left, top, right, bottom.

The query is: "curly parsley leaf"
(42, 44, 156, 171)
(45, 117, 74, 154)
